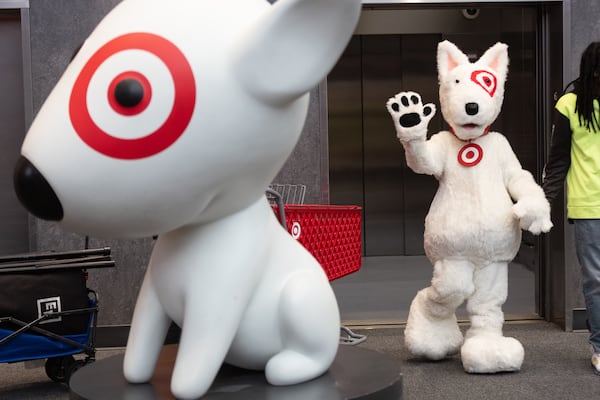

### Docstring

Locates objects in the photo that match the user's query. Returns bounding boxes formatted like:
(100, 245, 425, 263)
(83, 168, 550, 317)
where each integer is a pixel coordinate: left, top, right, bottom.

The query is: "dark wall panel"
(29, 0, 151, 326)
(0, 10, 28, 255)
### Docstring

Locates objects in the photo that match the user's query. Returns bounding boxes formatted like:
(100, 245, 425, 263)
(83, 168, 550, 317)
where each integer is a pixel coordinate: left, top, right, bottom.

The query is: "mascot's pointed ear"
(232, 0, 361, 105)
(437, 40, 470, 80)
(477, 42, 509, 83)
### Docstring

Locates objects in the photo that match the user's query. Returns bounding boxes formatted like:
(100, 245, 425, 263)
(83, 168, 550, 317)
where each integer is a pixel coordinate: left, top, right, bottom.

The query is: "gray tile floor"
(331, 255, 536, 324)
(0, 349, 124, 399)
(1, 323, 596, 400)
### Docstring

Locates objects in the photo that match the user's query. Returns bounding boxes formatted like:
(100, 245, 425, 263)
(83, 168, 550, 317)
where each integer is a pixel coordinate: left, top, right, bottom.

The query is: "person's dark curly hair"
(573, 42, 600, 132)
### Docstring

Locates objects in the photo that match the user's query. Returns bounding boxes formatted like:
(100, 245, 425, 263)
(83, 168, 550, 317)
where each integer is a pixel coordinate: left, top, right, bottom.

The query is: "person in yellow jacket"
(543, 41, 600, 375)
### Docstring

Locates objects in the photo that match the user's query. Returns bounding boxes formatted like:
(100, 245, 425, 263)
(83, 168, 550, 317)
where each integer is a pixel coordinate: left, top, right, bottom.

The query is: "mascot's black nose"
(13, 156, 63, 221)
(465, 102, 479, 116)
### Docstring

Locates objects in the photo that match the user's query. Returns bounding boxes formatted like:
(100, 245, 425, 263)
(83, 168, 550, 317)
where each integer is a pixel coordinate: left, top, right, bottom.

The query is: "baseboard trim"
(573, 308, 589, 331)
(95, 323, 181, 348)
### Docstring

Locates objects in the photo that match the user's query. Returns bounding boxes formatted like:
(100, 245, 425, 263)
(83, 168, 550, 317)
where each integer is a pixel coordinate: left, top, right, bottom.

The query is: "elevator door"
(328, 6, 539, 258)
(0, 10, 29, 254)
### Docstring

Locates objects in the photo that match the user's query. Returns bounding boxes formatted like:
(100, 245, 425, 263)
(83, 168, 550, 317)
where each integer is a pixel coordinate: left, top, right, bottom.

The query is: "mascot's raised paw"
(386, 91, 436, 142)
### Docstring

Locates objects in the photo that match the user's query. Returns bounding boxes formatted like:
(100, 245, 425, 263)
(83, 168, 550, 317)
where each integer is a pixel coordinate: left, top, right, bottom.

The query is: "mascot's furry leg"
(461, 261, 524, 373)
(404, 259, 474, 360)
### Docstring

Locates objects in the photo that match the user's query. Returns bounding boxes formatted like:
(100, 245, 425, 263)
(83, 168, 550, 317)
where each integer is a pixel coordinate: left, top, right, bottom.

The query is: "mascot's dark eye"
(455, 79, 460, 84)
(471, 70, 497, 97)
(114, 79, 144, 107)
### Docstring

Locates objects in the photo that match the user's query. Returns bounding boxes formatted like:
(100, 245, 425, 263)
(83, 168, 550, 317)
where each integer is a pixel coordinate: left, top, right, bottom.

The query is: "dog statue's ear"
(232, 0, 361, 105)
(437, 40, 470, 80)
(477, 42, 509, 83)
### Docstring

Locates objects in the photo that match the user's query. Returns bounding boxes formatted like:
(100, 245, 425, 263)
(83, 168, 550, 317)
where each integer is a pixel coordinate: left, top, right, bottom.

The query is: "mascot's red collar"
(449, 126, 491, 143)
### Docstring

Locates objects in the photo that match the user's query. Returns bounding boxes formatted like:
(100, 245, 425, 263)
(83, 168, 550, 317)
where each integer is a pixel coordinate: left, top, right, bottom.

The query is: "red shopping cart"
(267, 185, 365, 344)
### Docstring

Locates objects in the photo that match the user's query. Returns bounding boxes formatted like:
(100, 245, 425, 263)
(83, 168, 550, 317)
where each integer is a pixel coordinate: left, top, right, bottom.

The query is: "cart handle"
(0, 247, 111, 263)
(266, 188, 287, 228)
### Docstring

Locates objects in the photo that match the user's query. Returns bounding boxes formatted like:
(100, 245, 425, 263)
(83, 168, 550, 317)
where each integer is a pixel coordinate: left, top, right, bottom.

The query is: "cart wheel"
(45, 355, 75, 383)
(66, 359, 89, 384)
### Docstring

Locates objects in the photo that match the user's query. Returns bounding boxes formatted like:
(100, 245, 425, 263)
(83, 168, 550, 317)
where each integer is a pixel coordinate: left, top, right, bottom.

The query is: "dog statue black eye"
(455, 79, 460, 84)
(114, 79, 144, 108)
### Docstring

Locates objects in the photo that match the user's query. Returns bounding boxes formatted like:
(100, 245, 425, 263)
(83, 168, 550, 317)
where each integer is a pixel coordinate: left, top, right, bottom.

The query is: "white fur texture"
(16, 0, 361, 398)
(386, 41, 552, 374)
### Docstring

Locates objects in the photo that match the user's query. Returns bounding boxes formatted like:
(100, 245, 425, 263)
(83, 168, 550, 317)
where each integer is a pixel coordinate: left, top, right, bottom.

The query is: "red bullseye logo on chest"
(69, 32, 196, 160)
(458, 143, 483, 167)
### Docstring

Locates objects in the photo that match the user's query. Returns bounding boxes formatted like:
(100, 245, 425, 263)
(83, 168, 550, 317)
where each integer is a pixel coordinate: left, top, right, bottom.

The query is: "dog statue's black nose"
(465, 102, 479, 116)
(13, 156, 63, 221)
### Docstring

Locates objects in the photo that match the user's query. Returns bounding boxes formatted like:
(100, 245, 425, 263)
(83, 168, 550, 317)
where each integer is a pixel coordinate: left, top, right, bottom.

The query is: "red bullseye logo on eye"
(69, 32, 196, 159)
(471, 70, 497, 97)
(458, 143, 483, 167)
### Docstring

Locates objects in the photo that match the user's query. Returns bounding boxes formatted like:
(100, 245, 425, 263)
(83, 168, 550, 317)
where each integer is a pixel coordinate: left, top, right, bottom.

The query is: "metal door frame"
(356, 1, 569, 99)
(0, 0, 32, 127)
(0, 0, 32, 254)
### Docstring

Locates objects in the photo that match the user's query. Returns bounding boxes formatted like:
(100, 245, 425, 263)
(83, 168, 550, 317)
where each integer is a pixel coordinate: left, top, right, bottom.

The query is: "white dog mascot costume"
(386, 41, 552, 373)
(12, 0, 361, 398)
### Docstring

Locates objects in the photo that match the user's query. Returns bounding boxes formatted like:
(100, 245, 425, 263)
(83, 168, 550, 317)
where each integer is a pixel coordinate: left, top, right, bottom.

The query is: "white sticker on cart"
(37, 296, 62, 324)
(291, 222, 301, 239)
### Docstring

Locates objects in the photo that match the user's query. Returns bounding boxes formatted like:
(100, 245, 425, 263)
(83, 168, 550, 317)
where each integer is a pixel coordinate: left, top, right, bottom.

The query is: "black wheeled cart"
(0, 247, 114, 384)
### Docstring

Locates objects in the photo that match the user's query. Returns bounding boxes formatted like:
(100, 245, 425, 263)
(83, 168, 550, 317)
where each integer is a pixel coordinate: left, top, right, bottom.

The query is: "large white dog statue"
(386, 41, 552, 373)
(13, 0, 361, 398)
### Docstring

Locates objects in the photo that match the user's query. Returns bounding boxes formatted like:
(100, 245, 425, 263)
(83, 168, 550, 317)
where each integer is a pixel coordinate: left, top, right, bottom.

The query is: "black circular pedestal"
(70, 344, 402, 399)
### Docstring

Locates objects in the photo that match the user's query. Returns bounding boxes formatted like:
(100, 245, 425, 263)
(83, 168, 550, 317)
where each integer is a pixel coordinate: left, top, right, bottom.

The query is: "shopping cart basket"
(0, 247, 114, 384)
(267, 187, 366, 344)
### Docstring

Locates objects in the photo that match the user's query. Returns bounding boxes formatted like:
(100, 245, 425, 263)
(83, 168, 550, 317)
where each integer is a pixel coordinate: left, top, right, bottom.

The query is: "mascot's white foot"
(404, 291, 464, 360)
(460, 334, 524, 373)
